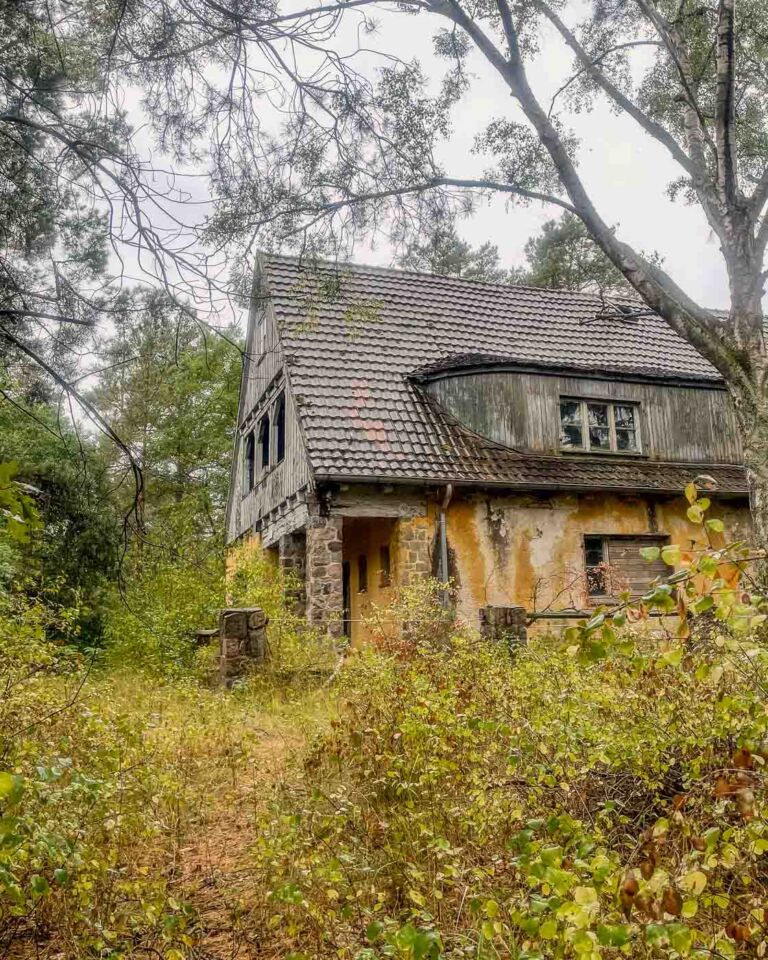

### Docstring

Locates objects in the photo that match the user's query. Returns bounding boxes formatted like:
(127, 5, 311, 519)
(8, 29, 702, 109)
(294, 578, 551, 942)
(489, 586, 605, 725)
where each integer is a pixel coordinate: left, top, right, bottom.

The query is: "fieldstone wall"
(278, 530, 307, 613)
(219, 607, 268, 683)
(395, 515, 432, 585)
(306, 510, 344, 638)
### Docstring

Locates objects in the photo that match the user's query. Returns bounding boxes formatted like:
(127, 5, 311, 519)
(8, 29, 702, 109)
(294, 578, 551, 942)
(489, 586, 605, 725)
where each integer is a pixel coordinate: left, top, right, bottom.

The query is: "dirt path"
(170, 715, 310, 959)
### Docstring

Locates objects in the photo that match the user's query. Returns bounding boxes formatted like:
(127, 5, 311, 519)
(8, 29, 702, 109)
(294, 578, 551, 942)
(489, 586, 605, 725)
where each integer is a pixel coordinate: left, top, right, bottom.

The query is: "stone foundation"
(219, 607, 268, 683)
(306, 508, 344, 638)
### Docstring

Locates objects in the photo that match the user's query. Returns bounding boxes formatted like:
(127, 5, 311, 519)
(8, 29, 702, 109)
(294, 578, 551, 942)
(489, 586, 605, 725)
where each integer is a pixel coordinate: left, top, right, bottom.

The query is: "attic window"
(258, 414, 270, 471)
(560, 398, 640, 453)
(274, 392, 286, 464)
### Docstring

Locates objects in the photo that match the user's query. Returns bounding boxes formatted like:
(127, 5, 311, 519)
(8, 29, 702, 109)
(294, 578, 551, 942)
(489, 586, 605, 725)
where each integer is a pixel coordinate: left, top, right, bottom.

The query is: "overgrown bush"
(0, 591, 196, 955)
(227, 540, 339, 691)
(243, 489, 768, 960)
(103, 552, 223, 675)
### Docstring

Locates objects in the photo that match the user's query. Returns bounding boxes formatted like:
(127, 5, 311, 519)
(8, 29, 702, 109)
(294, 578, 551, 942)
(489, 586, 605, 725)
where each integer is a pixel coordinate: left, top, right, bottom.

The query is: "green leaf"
(687, 504, 704, 524)
(0, 773, 24, 805)
(668, 923, 693, 955)
(539, 919, 558, 940)
(660, 544, 681, 566)
(684, 482, 698, 504)
(640, 546, 661, 561)
(30, 875, 50, 897)
(705, 518, 725, 533)
(691, 595, 715, 615)
(596, 924, 630, 947)
(366, 921, 384, 943)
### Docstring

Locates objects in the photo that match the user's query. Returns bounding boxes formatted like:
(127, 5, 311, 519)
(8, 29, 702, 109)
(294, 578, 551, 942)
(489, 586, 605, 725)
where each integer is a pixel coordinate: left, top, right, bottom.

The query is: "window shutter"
(605, 538, 667, 596)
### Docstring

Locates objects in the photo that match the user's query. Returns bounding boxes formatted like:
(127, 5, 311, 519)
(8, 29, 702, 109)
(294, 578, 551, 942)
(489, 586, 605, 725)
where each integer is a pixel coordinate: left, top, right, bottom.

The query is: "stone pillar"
(219, 607, 268, 683)
(305, 511, 344, 638)
(278, 530, 307, 613)
(479, 605, 528, 652)
(395, 516, 432, 586)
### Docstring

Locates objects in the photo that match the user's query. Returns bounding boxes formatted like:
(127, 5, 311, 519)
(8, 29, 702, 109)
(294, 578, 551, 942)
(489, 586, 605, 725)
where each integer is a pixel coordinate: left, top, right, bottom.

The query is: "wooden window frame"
(583, 533, 669, 601)
(559, 397, 642, 455)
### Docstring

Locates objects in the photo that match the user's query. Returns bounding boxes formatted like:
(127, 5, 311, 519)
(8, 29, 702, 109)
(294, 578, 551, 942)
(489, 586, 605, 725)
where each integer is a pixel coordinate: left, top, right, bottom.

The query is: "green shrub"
(0, 592, 195, 954)
(243, 492, 768, 960)
(103, 553, 224, 675)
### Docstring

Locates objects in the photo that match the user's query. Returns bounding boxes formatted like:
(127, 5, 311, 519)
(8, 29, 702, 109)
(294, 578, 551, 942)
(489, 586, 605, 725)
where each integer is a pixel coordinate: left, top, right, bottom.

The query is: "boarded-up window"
(584, 535, 668, 598)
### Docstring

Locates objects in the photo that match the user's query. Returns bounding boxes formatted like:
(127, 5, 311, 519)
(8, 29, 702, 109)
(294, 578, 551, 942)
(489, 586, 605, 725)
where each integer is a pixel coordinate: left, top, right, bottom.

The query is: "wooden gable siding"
(427, 370, 742, 465)
(226, 287, 313, 543)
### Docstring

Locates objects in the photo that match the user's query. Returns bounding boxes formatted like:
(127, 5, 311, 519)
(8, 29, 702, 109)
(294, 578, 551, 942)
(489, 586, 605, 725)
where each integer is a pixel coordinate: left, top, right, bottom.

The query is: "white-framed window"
(560, 397, 641, 453)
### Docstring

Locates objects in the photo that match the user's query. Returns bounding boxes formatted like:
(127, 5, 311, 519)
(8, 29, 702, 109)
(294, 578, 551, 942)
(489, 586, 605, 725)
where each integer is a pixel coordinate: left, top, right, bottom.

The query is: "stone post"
(305, 511, 344, 638)
(479, 605, 528, 652)
(219, 607, 268, 683)
(278, 530, 307, 614)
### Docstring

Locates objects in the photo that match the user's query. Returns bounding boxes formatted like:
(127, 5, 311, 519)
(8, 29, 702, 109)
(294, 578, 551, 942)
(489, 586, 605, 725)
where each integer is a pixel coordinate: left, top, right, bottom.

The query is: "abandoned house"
(224, 254, 751, 644)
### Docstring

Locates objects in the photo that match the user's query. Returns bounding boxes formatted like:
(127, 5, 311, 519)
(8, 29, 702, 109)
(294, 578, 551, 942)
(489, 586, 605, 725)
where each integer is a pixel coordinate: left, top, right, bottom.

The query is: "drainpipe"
(439, 483, 453, 607)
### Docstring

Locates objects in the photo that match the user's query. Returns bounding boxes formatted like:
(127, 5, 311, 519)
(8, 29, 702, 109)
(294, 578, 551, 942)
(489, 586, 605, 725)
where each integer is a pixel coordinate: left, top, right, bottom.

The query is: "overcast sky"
(120, 0, 731, 330)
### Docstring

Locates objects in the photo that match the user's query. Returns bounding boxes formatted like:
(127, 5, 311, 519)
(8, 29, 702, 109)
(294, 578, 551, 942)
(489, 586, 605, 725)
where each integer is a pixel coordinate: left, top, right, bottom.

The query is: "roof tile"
(264, 255, 746, 494)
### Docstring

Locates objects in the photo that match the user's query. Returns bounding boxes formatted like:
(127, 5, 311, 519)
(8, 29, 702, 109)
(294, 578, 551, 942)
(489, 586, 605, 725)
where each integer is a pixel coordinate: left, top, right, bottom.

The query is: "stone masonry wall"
(305, 509, 344, 638)
(395, 515, 432, 586)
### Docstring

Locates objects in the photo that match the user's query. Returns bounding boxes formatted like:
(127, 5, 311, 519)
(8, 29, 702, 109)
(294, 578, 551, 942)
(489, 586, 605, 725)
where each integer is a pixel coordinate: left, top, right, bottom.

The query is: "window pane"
(616, 428, 637, 451)
(587, 403, 609, 427)
(560, 400, 583, 447)
(587, 404, 610, 450)
(589, 425, 611, 449)
(613, 405, 636, 429)
(584, 536, 606, 596)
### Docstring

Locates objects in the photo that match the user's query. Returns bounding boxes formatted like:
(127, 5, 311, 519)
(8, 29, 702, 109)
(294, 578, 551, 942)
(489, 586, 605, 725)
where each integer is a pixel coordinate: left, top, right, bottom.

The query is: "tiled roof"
(263, 255, 747, 494)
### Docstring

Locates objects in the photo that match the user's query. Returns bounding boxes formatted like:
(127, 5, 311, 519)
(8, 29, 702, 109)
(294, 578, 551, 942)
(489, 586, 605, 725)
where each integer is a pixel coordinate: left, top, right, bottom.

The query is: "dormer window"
(560, 398, 640, 453)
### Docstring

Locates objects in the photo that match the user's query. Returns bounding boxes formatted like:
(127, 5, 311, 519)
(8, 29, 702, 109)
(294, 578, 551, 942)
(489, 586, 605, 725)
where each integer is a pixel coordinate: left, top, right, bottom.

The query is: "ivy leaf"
(684, 482, 698, 504)
(705, 518, 725, 533)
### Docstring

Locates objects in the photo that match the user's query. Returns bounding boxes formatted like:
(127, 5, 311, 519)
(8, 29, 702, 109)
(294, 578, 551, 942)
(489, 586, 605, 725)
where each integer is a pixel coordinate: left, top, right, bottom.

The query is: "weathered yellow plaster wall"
(343, 517, 398, 646)
(444, 492, 752, 630)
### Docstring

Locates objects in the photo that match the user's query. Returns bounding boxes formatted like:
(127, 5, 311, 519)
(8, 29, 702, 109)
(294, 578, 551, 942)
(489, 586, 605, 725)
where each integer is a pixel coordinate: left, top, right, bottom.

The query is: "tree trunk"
(733, 386, 768, 554)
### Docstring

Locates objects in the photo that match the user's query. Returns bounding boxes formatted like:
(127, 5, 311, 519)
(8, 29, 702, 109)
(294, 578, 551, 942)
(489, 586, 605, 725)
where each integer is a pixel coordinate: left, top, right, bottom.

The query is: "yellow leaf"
(679, 869, 707, 896)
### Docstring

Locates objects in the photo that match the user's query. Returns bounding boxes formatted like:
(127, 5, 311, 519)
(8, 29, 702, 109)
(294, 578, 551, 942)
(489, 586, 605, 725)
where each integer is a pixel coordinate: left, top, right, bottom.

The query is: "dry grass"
(83, 673, 333, 959)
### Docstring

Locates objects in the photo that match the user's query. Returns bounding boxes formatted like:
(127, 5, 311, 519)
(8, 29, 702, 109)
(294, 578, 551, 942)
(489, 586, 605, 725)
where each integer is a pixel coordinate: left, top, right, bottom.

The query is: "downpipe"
(438, 483, 453, 608)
